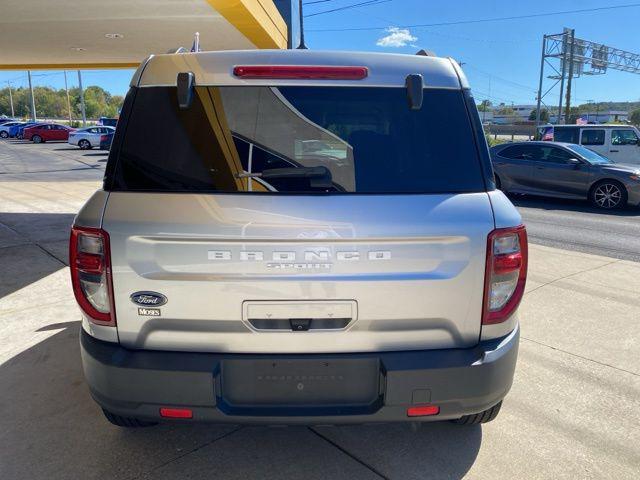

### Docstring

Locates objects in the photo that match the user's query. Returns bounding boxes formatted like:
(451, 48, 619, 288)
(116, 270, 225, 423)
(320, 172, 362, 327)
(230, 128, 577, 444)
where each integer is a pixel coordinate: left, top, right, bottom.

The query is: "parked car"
(74, 49, 525, 428)
(99, 131, 115, 150)
(0, 117, 17, 125)
(24, 123, 74, 143)
(15, 122, 41, 140)
(68, 126, 115, 150)
(538, 124, 640, 165)
(491, 141, 640, 209)
(0, 121, 24, 138)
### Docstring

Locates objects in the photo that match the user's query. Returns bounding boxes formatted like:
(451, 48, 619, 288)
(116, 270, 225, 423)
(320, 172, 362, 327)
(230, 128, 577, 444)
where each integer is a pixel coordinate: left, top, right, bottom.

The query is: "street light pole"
(27, 70, 37, 121)
(63, 71, 72, 125)
(7, 81, 15, 118)
(77, 70, 86, 126)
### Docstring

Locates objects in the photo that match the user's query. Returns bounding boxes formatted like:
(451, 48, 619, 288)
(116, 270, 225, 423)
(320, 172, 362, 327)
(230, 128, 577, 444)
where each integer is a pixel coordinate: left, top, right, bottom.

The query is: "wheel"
(452, 401, 502, 425)
(0, 131, 8, 139)
(16, 134, 23, 140)
(78, 139, 92, 150)
(102, 408, 157, 428)
(590, 180, 627, 210)
(32, 135, 42, 144)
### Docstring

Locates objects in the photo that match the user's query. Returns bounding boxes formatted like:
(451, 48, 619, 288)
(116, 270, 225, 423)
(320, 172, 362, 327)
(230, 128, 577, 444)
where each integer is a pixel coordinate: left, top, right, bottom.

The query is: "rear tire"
(102, 408, 158, 428)
(79, 139, 92, 150)
(0, 131, 8, 139)
(452, 401, 502, 425)
(32, 135, 42, 144)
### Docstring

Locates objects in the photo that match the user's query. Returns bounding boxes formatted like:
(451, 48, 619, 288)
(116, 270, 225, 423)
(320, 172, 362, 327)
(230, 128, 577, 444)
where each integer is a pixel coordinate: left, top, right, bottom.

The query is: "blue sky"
(2, 0, 639, 107)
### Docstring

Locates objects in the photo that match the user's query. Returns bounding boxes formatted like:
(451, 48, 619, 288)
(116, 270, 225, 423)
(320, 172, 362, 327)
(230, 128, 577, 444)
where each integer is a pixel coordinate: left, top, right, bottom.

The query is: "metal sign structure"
(535, 28, 640, 126)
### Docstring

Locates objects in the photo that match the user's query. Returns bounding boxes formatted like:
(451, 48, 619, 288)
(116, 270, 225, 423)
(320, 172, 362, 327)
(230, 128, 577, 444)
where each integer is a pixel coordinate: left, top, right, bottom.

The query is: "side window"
(580, 129, 605, 146)
(539, 147, 573, 164)
(553, 127, 579, 144)
(498, 145, 529, 159)
(611, 129, 639, 146)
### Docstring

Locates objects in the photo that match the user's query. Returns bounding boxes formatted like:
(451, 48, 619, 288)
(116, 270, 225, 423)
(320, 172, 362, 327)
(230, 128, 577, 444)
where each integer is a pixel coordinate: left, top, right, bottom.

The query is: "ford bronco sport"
(73, 50, 527, 427)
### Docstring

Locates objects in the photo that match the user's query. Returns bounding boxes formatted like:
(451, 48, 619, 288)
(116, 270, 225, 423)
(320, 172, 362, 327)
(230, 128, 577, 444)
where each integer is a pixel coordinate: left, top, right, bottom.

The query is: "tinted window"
(553, 127, 579, 143)
(611, 129, 639, 145)
(111, 86, 485, 194)
(535, 146, 574, 164)
(498, 145, 538, 160)
(581, 129, 605, 146)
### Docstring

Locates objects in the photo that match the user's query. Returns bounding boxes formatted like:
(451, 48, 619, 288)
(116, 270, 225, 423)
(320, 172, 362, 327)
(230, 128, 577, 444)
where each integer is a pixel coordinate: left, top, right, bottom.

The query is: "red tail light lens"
(160, 408, 193, 419)
(233, 65, 368, 80)
(69, 226, 115, 326)
(483, 225, 528, 325)
(407, 405, 440, 417)
(100, 134, 108, 142)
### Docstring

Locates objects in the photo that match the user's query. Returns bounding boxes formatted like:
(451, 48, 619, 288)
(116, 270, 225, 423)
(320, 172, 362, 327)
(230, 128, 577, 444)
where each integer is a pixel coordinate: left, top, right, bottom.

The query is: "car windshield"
(567, 144, 613, 165)
(111, 86, 485, 194)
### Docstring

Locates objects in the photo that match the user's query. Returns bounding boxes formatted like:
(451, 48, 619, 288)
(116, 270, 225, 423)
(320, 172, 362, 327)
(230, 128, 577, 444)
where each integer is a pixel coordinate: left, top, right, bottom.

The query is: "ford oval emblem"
(130, 291, 167, 307)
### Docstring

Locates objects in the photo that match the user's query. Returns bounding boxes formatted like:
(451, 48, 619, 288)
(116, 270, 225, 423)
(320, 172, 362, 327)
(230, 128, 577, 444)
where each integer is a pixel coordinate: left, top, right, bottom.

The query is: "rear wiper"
(237, 166, 333, 188)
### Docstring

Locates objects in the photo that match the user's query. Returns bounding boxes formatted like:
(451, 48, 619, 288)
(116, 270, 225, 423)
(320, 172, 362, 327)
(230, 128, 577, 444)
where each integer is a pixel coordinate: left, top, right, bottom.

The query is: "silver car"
(73, 49, 525, 427)
(68, 126, 115, 149)
(491, 141, 640, 209)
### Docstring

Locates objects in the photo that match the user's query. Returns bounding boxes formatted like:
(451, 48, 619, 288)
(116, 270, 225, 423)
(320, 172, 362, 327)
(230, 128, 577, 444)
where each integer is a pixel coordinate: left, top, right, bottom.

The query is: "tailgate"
(103, 192, 494, 353)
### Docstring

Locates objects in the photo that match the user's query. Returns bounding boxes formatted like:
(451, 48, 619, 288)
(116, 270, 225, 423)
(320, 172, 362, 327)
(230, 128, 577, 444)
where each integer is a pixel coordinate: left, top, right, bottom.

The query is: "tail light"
(483, 225, 527, 325)
(233, 65, 368, 80)
(100, 134, 108, 142)
(69, 226, 115, 326)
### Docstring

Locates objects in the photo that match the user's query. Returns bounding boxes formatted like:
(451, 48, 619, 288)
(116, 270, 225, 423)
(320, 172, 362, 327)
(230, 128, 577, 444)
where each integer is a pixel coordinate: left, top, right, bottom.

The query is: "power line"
(308, 3, 640, 31)
(305, 0, 391, 18)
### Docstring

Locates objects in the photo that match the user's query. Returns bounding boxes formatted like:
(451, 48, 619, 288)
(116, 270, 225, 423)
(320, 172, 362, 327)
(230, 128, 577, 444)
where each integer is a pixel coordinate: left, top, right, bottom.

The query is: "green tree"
(630, 108, 640, 126)
(478, 100, 492, 112)
(529, 109, 549, 122)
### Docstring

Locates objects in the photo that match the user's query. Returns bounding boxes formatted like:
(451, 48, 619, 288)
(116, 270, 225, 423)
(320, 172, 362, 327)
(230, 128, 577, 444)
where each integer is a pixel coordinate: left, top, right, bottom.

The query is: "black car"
(490, 141, 640, 209)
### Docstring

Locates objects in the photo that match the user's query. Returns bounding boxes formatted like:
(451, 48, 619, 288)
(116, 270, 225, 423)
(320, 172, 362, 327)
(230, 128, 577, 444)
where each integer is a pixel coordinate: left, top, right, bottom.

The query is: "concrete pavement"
(0, 141, 639, 479)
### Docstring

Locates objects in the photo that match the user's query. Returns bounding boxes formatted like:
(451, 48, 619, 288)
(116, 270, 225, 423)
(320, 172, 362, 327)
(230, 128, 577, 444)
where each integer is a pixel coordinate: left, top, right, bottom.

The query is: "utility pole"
(27, 70, 37, 121)
(564, 28, 576, 125)
(63, 71, 72, 125)
(77, 70, 86, 126)
(535, 35, 546, 125)
(556, 30, 570, 124)
(6, 81, 15, 118)
(297, 0, 307, 49)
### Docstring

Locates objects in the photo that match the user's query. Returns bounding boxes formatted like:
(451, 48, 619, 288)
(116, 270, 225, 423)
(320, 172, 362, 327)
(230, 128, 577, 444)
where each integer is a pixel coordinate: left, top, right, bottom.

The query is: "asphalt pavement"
(0, 140, 639, 480)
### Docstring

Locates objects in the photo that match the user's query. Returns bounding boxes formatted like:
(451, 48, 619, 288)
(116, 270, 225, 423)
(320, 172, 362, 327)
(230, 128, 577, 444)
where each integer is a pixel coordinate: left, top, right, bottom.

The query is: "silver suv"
(72, 49, 527, 427)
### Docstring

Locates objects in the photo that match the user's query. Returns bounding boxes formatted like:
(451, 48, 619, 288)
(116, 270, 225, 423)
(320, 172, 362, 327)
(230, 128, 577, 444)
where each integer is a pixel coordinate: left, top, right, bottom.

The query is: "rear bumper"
(80, 326, 519, 424)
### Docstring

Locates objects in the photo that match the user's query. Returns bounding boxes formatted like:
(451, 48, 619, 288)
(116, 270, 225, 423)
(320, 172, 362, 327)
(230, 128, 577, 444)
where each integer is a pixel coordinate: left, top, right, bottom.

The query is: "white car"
(0, 121, 24, 138)
(68, 126, 115, 149)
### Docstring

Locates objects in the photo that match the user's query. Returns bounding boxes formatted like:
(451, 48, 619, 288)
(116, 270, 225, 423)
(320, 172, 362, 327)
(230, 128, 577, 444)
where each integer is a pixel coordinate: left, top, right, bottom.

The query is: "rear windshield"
(109, 86, 485, 194)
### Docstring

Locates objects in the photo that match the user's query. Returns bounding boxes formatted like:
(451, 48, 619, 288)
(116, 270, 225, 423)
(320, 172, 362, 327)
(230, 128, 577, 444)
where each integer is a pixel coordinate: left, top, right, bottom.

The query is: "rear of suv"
(73, 50, 526, 427)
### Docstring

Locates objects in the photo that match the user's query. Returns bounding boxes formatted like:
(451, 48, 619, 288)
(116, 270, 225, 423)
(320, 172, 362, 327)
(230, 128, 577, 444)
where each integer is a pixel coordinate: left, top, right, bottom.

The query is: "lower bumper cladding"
(80, 326, 519, 424)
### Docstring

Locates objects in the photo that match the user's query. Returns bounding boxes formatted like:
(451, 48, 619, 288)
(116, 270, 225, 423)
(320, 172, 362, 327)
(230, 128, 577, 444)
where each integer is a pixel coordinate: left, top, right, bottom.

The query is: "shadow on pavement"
(509, 193, 640, 216)
(0, 322, 482, 480)
(0, 212, 74, 298)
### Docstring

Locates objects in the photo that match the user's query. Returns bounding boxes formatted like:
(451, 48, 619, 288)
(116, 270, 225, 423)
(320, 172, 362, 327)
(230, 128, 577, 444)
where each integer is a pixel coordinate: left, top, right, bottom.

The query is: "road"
(512, 195, 640, 262)
(0, 140, 639, 480)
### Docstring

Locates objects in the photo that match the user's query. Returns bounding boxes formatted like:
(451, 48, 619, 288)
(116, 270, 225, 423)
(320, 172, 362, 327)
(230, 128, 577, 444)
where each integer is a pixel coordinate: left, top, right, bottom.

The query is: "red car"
(24, 123, 75, 143)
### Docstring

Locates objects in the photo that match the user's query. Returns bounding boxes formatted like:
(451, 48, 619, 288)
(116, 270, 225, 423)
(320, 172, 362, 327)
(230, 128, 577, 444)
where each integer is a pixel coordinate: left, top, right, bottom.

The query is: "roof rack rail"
(416, 49, 436, 57)
(166, 47, 188, 54)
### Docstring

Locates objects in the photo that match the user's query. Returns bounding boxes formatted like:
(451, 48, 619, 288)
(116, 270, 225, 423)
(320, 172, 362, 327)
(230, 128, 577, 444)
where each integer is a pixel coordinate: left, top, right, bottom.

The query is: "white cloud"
(376, 27, 418, 48)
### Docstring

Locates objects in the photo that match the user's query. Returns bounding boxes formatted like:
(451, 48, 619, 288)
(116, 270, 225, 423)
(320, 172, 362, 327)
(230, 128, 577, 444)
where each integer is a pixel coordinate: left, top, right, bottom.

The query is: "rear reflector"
(233, 65, 368, 80)
(159, 408, 193, 419)
(407, 405, 440, 417)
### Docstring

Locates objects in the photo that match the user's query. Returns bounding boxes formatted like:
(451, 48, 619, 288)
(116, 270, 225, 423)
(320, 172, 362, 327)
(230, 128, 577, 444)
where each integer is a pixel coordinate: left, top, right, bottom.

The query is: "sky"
(1, 0, 639, 108)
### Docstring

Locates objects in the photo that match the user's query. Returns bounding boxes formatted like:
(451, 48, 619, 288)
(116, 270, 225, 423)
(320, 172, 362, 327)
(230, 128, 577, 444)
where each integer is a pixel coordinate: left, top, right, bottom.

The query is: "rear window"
(109, 86, 485, 194)
(552, 127, 579, 144)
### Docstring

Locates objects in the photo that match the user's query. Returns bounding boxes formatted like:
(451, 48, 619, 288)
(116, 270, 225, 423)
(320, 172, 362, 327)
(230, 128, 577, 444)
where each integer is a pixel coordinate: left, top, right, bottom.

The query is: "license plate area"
(218, 357, 382, 416)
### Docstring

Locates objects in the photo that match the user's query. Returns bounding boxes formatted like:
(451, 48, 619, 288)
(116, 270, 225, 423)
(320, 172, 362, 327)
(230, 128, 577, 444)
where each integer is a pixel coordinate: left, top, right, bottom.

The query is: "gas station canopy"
(0, 0, 290, 70)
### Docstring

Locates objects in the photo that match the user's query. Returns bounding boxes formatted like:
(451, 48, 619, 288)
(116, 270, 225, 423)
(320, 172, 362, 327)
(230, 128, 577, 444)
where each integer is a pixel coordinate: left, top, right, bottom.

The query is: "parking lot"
(1, 139, 639, 479)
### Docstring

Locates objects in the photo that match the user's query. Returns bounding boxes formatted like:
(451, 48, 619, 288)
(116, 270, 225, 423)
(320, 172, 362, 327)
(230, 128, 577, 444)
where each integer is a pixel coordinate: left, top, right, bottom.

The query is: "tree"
(477, 99, 492, 112)
(496, 106, 515, 115)
(630, 108, 640, 126)
(0, 85, 123, 120)
(529, 109, 549, 122)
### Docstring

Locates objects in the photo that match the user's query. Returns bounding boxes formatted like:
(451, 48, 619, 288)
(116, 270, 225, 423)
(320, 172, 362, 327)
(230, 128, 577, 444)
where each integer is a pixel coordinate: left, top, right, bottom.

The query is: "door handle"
(536, 166, 546, 170)
(610, 150, 619, 153)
